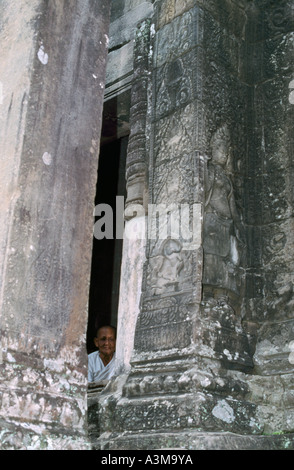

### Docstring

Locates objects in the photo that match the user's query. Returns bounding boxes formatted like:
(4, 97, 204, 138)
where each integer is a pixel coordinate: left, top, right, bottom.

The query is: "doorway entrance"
(86, 92, 130, 353)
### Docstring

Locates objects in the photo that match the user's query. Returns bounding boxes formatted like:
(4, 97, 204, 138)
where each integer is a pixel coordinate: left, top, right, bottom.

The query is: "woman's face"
(94, 327, 116, 359)
(211, 139, 228, 165)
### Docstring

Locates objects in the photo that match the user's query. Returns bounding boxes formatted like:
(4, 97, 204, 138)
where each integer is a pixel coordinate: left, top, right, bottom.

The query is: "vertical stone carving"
(124, 20, 151, 217)
(243, 0, 294, 389)
(114, 20, 152, 374)
(130, 6, 203, 357)
(203, 124, 245, 305)
(96, 0, 294, 451)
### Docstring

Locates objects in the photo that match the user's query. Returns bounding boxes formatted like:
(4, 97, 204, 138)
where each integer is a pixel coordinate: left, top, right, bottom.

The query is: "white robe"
(88, 351, 116, 383)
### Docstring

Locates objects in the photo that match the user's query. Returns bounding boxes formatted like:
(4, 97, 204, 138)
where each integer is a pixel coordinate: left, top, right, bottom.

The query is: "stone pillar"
(244, 0, 294, 371)
(0, 0, 111, 449)
(243, 0, 294, 435)
(97, 0, 259, 450)
(114, 20, 151, 373)
(96, 0, 294, 450)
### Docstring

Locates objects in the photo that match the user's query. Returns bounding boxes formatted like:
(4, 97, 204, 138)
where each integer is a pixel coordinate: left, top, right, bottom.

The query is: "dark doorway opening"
(86, 90, 130, 353)
(86, 137, 128, 353)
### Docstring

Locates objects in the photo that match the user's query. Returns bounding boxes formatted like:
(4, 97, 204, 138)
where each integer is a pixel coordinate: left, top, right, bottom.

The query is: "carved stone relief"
(155, 7, 200, 68)
(155, 57, 193, 119)
(134, 239, 197, 352)
(146, 239, 184, 295)
(203, 124, 245, 302)
(155, 0, 195, 29)
(125, 20, 151, 213)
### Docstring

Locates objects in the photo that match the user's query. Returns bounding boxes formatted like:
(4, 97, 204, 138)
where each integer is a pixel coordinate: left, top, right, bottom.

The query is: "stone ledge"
(97, 430, 294, 450)
(0, 418, 91, 450)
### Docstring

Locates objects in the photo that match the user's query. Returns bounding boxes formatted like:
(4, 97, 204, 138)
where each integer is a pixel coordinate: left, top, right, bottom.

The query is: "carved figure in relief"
(147, 239, 184, 295)
(156, 58, 192, 119)
(203, 124, 245, 303)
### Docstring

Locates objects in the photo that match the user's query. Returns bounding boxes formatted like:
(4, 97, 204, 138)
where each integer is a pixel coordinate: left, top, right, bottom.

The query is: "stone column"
(0, 0, 111, 449)
(114, 20, 151, 374)
(97, 0, 294, 450)
(243, 0, 294, 435)
(97, 1, 257, 450)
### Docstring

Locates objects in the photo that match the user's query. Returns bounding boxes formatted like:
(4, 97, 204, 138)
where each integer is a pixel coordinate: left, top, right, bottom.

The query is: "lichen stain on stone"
(42, 151, 52, 165)
(37, 45, 49, 65)
(212, 400, 235, 424)
(288, 340, 294, 364)
(289, 79, 294, 104)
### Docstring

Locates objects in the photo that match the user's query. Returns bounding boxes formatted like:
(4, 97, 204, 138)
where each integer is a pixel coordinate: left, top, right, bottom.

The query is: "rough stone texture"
(242, 0, 294, 444)
(97, 428, 294, 450)
(1, 0, 294, 451)
(115, 217, 147, 372)
(0, 0, 111, 449)
(244, 0, 294, 370)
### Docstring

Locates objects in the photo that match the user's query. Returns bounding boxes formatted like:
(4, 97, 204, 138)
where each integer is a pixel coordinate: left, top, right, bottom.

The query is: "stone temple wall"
(0, 0, 294, 451)
(95, 0, 294, 450)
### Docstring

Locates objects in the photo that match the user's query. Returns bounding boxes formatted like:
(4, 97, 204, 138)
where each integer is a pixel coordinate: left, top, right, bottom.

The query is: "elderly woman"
(88, 325, 116, 384)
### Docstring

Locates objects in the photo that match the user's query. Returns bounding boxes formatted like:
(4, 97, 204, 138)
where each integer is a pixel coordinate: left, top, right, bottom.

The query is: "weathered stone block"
(0, 0, 111, 449)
